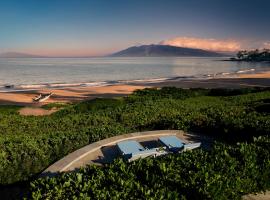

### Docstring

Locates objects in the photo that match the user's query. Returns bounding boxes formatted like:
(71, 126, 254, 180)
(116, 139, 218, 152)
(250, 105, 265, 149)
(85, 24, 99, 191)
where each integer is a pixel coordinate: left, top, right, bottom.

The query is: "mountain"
(0, 52, 43, 58)
(111, 44, 224, 57)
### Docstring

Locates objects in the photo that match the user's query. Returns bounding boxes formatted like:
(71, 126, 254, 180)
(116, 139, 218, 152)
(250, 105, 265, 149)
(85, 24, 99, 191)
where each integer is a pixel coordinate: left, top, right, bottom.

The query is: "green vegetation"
(0, 105, 22, 114)
(41, 102, 70, 110)
(0, 87, 270, 198)
(231, 49, 270, 61)
(29, 136, 270, 200)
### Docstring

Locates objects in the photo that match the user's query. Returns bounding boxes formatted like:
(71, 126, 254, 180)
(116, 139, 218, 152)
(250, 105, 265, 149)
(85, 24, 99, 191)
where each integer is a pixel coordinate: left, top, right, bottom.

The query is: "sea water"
(0, 57, 269, 91)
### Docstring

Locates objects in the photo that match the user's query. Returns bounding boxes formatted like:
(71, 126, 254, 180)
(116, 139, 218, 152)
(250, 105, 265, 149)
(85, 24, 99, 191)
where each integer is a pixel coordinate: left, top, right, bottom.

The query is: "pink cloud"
(160, 37, 241, 52)
(262, 42, 270, 49)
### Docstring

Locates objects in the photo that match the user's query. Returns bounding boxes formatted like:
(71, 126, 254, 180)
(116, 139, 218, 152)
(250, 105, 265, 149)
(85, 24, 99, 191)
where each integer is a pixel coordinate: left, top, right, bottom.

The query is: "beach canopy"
(158, 135, 184, 152)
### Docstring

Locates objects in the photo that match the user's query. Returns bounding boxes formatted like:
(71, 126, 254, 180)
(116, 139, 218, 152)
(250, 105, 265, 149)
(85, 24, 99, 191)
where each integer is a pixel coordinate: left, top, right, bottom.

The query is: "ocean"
(0, 57, 269, 91)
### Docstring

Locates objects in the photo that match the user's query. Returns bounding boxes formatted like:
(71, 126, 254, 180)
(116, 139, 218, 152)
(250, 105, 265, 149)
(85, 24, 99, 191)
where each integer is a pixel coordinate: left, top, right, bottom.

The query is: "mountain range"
(110, 44, 224, 57)
(0, 45, 225, 58)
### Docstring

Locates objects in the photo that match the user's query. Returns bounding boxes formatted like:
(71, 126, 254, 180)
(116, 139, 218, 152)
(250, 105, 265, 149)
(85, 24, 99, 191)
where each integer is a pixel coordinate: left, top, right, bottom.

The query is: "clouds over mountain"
(263, 42, 270, 49)
(160, 37, 241, 52)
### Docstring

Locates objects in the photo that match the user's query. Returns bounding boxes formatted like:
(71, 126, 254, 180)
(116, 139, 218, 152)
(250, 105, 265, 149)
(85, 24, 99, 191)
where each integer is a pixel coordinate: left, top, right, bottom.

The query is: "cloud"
(160, 37, 241, 52)
(262, 42, 270, 49)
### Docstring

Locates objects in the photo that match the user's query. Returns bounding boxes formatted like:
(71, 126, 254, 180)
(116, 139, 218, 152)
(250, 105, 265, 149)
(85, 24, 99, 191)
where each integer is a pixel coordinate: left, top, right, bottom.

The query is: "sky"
(0, 0, 269, 56)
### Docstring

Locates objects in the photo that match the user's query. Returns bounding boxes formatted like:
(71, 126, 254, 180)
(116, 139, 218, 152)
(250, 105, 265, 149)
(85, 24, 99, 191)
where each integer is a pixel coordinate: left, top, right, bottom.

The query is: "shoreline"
(0, 71, 269, 108)
(1, 68, 270, 93)
(237, 71, 270, 78)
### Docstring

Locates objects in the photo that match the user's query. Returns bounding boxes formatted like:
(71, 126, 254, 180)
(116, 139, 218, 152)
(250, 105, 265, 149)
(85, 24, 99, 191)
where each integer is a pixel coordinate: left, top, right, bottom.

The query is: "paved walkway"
(42, 130, 212, 176)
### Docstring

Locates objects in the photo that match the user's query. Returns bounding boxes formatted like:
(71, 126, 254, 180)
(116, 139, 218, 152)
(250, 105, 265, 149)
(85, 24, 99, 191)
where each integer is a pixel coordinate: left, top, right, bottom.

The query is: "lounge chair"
(116, 140, 164, 162)
(158, 135, 184, 153)
(159, 135, 201, 153)
(183, 143, 201, 151)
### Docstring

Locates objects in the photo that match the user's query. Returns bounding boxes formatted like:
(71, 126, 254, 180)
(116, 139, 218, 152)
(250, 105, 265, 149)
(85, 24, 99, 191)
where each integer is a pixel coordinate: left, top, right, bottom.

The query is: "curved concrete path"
(42, 130, 211, 176)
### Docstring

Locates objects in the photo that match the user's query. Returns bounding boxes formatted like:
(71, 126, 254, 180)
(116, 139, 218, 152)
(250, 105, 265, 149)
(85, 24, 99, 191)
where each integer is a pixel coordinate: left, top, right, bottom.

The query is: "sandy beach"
(0, 71, 269, 110)
(238, 71, 270, 78)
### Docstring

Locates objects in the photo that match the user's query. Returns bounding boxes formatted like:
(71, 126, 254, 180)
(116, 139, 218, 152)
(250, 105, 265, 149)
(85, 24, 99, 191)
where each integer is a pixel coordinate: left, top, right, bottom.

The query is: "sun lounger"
(117, 140, 145, 158)
(128, 148, 159, 162)
(116, 140, 164, 162)
(183, 142, 201, 151)
(159, 135, 201, 153)
(158, 135, 184, 153)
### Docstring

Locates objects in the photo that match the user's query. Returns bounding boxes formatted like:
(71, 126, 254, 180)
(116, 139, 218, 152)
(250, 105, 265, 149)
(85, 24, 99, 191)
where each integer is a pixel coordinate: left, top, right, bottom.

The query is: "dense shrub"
(233, 49, 270, 61)
(0, 87, 269, 186)
(28, 136, 270, 200)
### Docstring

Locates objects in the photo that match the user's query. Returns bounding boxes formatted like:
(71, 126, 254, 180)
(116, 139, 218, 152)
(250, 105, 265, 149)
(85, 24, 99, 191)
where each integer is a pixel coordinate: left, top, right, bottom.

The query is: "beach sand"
(0, 85, 148, 107)
(238, 71, 270, 78)
(0, 72, 270, 116)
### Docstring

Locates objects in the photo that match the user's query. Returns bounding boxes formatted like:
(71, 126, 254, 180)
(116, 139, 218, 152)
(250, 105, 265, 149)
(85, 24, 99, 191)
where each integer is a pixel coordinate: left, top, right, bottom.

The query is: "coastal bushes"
(232, 49, 270, 61)
(28, 136, 270, 200)
(0, 87, 270, 186)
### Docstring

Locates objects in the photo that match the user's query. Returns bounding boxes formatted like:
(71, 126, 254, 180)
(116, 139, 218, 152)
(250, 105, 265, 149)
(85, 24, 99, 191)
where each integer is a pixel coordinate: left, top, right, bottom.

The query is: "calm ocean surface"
(0, 57, 269, 90)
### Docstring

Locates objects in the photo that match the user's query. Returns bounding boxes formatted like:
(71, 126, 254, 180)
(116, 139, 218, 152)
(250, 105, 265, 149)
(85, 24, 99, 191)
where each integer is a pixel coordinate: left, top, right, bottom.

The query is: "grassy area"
(0, 87, 269, 198)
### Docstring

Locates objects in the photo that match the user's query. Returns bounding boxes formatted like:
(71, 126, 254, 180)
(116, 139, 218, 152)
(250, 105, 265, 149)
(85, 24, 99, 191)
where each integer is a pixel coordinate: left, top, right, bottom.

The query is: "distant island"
(110, 44, 224, 57)
(230, 49, 270, 61)
(0, 52, 43, 58)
